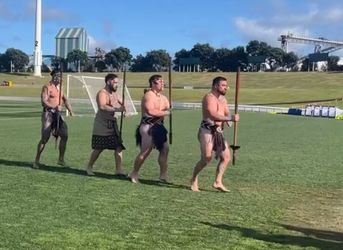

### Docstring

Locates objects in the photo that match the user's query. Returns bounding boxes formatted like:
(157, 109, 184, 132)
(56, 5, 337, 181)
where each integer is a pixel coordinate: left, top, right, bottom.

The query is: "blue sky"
(1, 0, 343, 57)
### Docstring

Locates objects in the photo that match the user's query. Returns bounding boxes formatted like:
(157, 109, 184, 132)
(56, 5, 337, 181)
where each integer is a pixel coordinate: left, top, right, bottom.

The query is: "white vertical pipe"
(33, 0, 42, 77)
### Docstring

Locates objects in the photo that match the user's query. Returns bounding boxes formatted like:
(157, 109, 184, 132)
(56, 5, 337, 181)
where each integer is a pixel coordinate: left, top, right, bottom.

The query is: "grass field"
(1, 71, 343, 107)
(0, 99, 342, 249)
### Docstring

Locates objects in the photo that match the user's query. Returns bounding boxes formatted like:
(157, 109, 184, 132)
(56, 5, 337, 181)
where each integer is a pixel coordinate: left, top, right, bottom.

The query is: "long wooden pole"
(168, 57, 173, 145)
(119, 67, 126, 138)
(55, 70, 63, 149)
(231, 66, 241, 165)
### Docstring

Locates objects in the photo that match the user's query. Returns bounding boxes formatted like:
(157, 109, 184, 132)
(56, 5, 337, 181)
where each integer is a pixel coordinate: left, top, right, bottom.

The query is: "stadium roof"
(55, 27, 86, 39)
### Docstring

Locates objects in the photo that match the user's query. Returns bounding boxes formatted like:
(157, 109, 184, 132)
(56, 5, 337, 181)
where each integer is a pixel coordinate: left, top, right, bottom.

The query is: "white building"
(55, 27, 89, 59)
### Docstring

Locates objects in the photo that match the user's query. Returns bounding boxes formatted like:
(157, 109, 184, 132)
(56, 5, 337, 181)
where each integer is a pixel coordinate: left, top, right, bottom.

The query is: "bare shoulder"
(41, 84, 50, 93)
(144, 89, 154, 97)
(204, 93, 216, 103)
(219, 95, 228, 104)
(97, 89, 108, 98)
(143, 90, 155, 101)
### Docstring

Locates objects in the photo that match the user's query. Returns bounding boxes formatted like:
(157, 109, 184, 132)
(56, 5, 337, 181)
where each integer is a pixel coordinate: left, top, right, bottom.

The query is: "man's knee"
(160, 144, 169, 155)
(138, 148, 151, 160)
(219, 153, 231, 165)
(40, 133, 50, 144)
(201, 155, 212, 164)
(60, 133, 68, 142)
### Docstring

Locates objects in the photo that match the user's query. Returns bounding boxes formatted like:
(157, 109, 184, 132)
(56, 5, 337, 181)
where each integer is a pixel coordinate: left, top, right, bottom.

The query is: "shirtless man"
(191, 76, 239, 192)
(33, 70, 73, 169)
(129, 74, 170, 183)
(86, 73, 126, 176)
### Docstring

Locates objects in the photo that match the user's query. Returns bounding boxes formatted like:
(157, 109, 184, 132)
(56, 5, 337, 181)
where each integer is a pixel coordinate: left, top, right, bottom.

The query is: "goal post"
(66, 75, 138, 117)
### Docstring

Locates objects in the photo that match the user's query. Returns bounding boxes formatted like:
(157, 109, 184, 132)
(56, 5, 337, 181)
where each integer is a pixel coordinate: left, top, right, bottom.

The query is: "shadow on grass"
(201, 222, 343, 250)
(0, 158, 127, 180)
(138, 178, 191, 191)
(0, 158, 190, 190)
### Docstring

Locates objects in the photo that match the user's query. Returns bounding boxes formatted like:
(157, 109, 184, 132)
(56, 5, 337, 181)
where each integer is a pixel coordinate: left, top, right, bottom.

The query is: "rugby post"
(230, 66, 241, 165)
(119, 66, 126, 138)
(168, 57, 173, 145)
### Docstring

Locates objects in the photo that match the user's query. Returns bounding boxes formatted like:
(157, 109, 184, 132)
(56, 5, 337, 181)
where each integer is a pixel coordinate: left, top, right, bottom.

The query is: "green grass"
(0, 100, 342, 249)
(1, 72, 343, 108)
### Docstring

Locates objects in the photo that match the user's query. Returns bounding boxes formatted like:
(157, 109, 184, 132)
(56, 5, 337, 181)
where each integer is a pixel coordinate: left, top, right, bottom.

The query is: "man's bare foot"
(159, 174, 168, 182)
(57, 159, 66, 166)
(115, 168, 126, 176)
(212, 183, 230, 192)
(128, 173, 139, 183)
(190, 179, 200, 192)
(159, 178, 170, 184)
(85, 167, 95, 176)
(32, 162, 40, 169)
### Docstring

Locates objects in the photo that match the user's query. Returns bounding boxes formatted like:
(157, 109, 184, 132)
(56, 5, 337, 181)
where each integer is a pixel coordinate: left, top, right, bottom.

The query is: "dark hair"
(212, 76, 227, 87)
(148, 74, 162, 88)
(105, 73, 118, 83)
(50, 69, 61, 76)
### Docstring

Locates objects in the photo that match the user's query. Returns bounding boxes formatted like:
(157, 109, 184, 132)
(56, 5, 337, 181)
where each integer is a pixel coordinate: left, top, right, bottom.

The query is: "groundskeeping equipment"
(66, 75, 137, 117)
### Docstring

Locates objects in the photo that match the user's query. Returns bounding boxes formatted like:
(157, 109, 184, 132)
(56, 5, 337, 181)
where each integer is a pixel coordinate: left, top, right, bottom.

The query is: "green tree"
(283, 52, 299, 69)
(327, 55, 340, 71)
(3, 48, 29, 72)
(51, 56, 66, 71)
(105, 47, 132, 71)
(0, 53, 6, 71)
(130, 54, 149, 72)
(105, 50, 118, 71)
(174, 49, 191, 71)
(94, 60, 107, 72)
(146, 50, 170, 71)
(131, 50, 170, 72)
(268, 47, 285, 70)
(246, 40, 271, 56)
(114, 47, 132, 71)
(210, 46, 247, 72)
(66, 49, 88, 72)
(190, 43, 215, 71)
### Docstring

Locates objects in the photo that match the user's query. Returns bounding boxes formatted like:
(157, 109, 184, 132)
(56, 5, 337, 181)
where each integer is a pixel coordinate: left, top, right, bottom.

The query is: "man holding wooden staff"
(191, 76, 239, 192)
(85, 73, 126, 176)
(33, 69, 73, 169)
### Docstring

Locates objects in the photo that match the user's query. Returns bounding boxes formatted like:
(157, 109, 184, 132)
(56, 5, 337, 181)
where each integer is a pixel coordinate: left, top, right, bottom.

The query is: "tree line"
(0, 40, 342, 73)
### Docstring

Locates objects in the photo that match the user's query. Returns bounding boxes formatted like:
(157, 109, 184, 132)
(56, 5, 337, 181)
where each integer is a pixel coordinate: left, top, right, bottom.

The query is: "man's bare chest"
(47, 86, 59, 99)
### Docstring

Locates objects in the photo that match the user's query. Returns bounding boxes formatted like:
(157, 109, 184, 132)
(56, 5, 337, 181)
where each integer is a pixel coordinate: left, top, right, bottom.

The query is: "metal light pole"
(33, 0, 42, 77)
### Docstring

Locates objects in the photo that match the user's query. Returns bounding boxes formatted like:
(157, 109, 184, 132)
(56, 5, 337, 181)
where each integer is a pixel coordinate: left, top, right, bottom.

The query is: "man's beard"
(52, 75, 61, 83)
(218, 89, 226, 96)
(108, 84, 117, 92)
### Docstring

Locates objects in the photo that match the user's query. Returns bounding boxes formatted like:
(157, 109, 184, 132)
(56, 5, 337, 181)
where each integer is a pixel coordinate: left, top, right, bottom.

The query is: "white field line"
(1, 96, 290, 113)
(0, 117, 37, 121)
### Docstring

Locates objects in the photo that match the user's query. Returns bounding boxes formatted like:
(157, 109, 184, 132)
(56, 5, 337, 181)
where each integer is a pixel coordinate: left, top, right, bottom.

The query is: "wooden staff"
(119, 67, 126, 138)
(168, 57, 173, 145)
(230, 66, 241, 165)
(55, 70, 63, 149)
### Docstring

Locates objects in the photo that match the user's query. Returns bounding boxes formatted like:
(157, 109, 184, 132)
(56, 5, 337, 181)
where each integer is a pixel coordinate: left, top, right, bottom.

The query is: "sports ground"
(0, 72, 342, 249)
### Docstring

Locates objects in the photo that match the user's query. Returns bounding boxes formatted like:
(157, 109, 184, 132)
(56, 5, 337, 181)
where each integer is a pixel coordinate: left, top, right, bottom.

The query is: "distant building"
(179, 57, 201, 72)
(55, 27, 89, 59)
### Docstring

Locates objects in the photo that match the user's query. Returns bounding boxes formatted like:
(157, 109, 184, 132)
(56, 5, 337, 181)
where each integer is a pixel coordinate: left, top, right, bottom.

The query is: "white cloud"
(233, 2, 343, 57)
(88, 35, 117, 55)
(235, 17, 309, 47)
